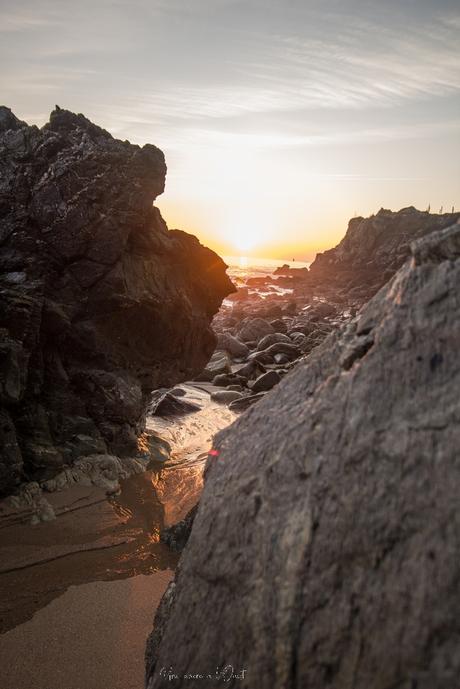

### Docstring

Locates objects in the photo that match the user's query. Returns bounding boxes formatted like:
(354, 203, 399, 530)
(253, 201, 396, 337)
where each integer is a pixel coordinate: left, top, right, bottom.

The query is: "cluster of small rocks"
(193, 207, 460, 413)
(196, 282, 349, 410)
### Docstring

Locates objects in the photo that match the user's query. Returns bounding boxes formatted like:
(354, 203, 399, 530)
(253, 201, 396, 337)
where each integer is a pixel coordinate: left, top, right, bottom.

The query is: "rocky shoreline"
(194, 206, 459, 414)
(1, 105, 459, 689)
(151, 208, 460, 555)
(146, 221, 460, 689)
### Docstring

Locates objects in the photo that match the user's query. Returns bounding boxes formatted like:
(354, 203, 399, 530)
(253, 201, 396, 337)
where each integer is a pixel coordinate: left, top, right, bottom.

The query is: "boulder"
(146, 224, 460, 689)
(274, 353, 290, 365)
(169, 387, 186, 397)
(211, 373, 240, 387)
(310, 302, 337, 318)
(261, 342, 301, 360)
(274, 264, 309, 278)
(194, 352, 232, 382)
(288, 331, 307, 345)
(269, 318, 289, 334)
(250, 370, 281, 392)
(149, 391, 201, 417)
(216, 333, 250, 359)
(256, 332, 292, 351)
(228, 392, 267, 412)
(0, 107, 233, 493)
(288, 319, 317, 336)
(210, 390, 243, 405)
(247, 350, 274, 364)
(232, 360, 266, 381)
(245, 276, 270, 286)
(238, 318, 275, 344)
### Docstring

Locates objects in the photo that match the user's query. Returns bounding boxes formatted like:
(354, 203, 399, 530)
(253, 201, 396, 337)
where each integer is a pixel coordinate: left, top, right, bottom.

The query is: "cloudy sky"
(1, 0, 459, 258)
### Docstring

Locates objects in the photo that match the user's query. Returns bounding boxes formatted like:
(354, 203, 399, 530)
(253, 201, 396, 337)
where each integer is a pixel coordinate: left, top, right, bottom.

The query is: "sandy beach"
(0, 384, 234, 688)
(0, 573, 173, 689)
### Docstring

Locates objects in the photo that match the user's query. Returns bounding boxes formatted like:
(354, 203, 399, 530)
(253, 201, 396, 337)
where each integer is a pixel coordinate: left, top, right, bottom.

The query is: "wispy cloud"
(0, 7, 62, 32)
(146, 118, 460, 152)
(1, 0, 459, 254)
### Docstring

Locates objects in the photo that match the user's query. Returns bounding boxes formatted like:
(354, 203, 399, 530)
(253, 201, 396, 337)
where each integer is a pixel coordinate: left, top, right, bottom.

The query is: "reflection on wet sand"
(0, 384, 235, 633)
(146, 383, 235, 525)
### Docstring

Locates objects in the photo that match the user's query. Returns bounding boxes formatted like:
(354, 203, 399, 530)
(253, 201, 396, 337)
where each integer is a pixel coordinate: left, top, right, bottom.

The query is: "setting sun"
(1, 0, 459, 687)
(228, 228, 259, 254)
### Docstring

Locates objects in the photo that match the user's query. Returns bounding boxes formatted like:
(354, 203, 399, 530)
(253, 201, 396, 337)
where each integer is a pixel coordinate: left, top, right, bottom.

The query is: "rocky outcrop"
(209, 209, 460, 413)
(146, 223, 460, 688)
(0, 106, 234, 494)
(309, 206, 459, 301)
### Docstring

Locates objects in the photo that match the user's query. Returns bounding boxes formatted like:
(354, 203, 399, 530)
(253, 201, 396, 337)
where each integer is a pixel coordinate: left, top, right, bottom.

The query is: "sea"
(223, 255, 310, 285)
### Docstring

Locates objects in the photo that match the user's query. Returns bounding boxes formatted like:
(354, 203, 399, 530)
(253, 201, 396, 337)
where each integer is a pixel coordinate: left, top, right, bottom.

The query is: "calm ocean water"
(223, 255, 310, 284)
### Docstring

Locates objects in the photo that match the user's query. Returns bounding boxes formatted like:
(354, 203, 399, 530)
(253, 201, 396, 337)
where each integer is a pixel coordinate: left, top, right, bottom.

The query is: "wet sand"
(0, 573, 173, 689)
(0, 473, 179, 634)
(0, 384, 235, 688)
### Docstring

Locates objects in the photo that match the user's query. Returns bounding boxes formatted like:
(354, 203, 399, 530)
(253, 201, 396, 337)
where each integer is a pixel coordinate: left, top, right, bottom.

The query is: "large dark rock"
(146, 223, 460, 689)
(309, 206, 459, 301)
(149, 391, 201, 417)
(0, 106, 234, 494)
(273, 263, 309, 279)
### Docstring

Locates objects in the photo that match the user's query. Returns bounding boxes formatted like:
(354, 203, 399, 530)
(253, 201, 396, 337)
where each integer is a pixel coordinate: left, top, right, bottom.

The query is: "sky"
(1, 0, 459, 260)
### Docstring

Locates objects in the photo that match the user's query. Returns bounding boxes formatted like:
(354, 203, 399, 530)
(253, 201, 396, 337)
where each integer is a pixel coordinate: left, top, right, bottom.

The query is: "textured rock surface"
(159, 504, 198, 553)
(309, 206, 459, 299)
(238, 317, 274, 343)
(146, 223, 460, 689)
(0, 106, 233, 493)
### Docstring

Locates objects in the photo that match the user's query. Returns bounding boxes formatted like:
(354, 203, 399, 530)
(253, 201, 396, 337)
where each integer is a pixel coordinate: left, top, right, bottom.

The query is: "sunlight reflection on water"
(146, 383, 236, 525)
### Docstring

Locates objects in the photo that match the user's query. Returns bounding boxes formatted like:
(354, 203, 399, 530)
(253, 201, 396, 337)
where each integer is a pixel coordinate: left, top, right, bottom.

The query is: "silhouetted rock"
(309, 206, 459, 302)
(274, 264, 309, 278)
(0, 106, 233, 494)
(146, 223, 460, 689)
(246, 276, 270, 286)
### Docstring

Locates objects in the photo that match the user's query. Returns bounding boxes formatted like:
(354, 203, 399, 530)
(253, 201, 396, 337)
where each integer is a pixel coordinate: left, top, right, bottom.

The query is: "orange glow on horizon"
(158, 199, 345, 262)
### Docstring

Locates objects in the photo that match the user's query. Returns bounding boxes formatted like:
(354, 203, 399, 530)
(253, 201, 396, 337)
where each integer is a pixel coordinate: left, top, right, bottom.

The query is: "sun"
(223, 217, 267, 256)
(232, 232, 258, 254)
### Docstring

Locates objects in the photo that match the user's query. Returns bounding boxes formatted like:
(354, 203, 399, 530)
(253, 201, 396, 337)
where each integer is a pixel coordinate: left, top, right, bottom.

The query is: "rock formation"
(208, 208, 460, 415)
(309, 206, 459, 301)
(0, 106, 234, 494)
(146, 222, 460, 688)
